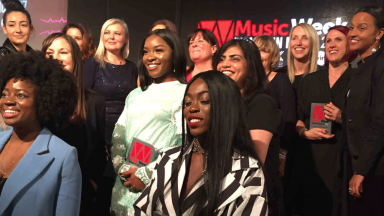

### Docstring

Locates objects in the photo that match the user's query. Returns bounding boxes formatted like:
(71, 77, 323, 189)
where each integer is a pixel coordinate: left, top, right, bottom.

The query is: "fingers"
(129, 185, 136, 192)
(123, 180, 131, 188)
(319, 133, 335, 139)
(349, 176, 362, 198)
(120, 171, 131, 178)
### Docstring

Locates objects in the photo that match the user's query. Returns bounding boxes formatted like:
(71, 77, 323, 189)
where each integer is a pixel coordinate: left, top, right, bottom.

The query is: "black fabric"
(54, 90, 106, 216)
(245, 93, 283, 216)
(0, 178, 6, 196)
(270, 72, 297, 151)
(0, 38, 33, 58)
(343, 46, 384, 215)
(286, 68, 353, 216)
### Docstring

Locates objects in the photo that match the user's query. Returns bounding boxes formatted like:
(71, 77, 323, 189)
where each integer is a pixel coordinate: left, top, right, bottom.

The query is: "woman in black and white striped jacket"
(134, 71, 268, 216)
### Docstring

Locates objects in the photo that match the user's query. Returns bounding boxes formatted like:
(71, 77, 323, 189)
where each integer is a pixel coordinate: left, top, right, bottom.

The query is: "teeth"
(295, 48, 304, 51)
(330, 51, 337, 54)
(148, 64, 157, 68)
(4, 110, 17, 114)
(190, 119, 201, 123)
(351, 40, 357, 43)
(222, 71, 233, 75)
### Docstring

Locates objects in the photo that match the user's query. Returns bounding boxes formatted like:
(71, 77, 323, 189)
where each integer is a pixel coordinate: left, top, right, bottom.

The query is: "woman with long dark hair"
(62, 22, 96, 60)
(186, 29, 218, 81)
(216, 39, 283, 216)
(42, 33, 106, 216)
(346, 6, 384, 215)
(111, 29, 187, 215)
(134, 71, 267, 216)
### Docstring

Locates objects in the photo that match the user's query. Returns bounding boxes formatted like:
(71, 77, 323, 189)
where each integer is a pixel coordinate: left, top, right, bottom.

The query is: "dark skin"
(0, 78, 42, 178)
(182, 78, 210, 199)
(120, 35, 177, 192)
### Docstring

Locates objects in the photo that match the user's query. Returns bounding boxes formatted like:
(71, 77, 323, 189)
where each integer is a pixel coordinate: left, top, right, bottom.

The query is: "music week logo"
(312, 105, 325, 123)
(129, 141, 152, 165)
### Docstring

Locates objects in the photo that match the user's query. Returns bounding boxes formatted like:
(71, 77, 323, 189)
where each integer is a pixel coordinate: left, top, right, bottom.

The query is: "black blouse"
(0, 178, 6, 196)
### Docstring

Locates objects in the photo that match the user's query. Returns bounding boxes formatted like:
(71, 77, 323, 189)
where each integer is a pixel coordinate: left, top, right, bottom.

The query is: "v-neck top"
(0, 178, 6, 196)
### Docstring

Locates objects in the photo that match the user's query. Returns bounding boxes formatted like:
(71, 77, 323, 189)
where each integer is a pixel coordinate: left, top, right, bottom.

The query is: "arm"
(250, 130, 273, 163)
(296, 120, 334, 140)
(56, 147, 82, 216)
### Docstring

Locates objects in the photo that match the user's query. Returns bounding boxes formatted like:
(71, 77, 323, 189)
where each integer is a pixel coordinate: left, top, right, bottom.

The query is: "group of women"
(0, 0, 383, 216)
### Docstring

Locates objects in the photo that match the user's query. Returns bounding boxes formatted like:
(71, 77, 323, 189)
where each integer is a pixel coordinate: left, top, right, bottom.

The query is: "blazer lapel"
(0, 128, 55, 214)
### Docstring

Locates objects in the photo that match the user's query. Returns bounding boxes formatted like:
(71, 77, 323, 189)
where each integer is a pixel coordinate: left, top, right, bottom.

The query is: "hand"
(90, 179, 98, 191)
(120, 167, 145, 192)
(349, 174, 364, 198)
(323, 102, 342, 123)
(279, 158, 286, 177)
(302, 128, 335, 140)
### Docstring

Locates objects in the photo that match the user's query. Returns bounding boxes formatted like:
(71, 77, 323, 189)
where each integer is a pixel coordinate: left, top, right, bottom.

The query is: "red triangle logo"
(217, 20, 233, 45)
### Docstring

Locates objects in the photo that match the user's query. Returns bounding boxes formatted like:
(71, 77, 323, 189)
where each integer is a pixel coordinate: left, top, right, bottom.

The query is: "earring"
(173, 69, 175, 73)
(372, 39, 381, 53)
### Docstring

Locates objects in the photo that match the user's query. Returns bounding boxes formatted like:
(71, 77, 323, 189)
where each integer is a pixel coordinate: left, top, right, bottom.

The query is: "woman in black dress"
(254, 35, 296, 177)
(42, 33, 107, 216)
(216, 39, 283, 216)
(346, 6, 384, 215)
(83, 18, 138, 215)
(290, 26, 357, 216)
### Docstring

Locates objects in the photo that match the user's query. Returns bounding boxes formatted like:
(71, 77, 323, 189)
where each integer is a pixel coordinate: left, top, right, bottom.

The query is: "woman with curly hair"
(62, 22, 96, 60)
(42, 33, 106, 216)
(0, 52, 81, 215)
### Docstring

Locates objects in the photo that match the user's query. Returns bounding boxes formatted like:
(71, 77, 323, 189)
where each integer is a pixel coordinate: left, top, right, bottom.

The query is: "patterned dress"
(110, 81, 186, 215)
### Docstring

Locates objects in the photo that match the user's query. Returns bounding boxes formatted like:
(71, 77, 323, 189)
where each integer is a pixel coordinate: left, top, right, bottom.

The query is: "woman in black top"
(0, 0, 33, 57)
(346, 6, 384, 215)
(83, 18, 138, 215)
(290, 26, 357, 216)
(42, 33, 106, 216)
(216, 39, 283, 216)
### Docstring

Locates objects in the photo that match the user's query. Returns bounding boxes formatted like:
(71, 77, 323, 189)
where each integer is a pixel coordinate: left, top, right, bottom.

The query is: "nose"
(4, 95, 16, 106)
(191, 41, 198, 48)
(220, 59, 230, 68)
(109, 33, 115, 39)
(297, 38, 303, 45)
(15, 24, 21, 33)
(147, 51, 155, 61)
(189, 101, 200, 113)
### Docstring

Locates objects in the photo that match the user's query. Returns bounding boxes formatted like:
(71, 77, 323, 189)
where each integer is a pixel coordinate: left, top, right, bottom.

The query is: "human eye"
(104, 31, 110, 35)
(155, 48, 163, 53)
(17, 93, 27, 98)
(326, 38, 331, 43)
(184, 100, 192, 106)
(1, 92, 7, 98)
(200, 100, 210, 104)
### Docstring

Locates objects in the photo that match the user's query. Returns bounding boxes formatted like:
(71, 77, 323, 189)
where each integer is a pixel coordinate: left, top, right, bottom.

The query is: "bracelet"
(299, 128, 307, 138)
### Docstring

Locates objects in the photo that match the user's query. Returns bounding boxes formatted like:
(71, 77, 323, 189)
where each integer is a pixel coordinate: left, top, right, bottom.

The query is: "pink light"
(40, 17, 67, 24)
(39, 30, 61, 35)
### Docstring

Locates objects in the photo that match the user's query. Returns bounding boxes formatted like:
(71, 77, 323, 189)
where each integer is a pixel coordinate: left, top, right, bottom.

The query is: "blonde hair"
(253, 35, 280, 71)
(94, 18, 129, 67)
(287, 23, 319, 83)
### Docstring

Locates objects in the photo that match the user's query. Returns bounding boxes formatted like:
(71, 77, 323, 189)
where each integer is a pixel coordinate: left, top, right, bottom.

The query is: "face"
(151, 24, 166, 31)
(349, 12, 384, 54)
(290, 26, 311, 60)
(103, 24, 127, 52)
(256, 43, 272, 72)
(66, 27, 83, 52)
(143, 34, 173, 80)
(45, 37, 74, 72)
(183, 78, 210, 137)
(325, 29, 348, 64)
(0, 78, 38, 128)
(2, 12, 33, 46)
(216, 45, 247, 88)
(189, 32, 217, 63)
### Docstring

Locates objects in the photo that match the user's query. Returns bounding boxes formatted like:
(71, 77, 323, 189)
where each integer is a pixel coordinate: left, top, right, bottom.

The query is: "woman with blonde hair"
(83, 18, 138, 215)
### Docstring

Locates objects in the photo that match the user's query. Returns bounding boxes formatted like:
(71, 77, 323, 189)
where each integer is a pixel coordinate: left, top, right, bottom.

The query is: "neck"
(191, 59, 213, 76)
(329, 61, 348, 77)
(359, 44, 379, 62)
(11, 122, 42, 143)
(293, 57, 310, 75)
(105, 50, 123, 62)
(10, 41, 27, 52)
(153, 72, 177, 84)
(196, 133, 207, 151)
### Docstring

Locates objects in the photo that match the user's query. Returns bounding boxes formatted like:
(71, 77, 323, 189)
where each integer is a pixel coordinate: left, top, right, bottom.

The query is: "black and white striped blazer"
(134, 144, 268, 216)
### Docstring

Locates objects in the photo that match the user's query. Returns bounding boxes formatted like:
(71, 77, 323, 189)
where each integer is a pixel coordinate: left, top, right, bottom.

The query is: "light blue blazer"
(0, 128, 82, 216)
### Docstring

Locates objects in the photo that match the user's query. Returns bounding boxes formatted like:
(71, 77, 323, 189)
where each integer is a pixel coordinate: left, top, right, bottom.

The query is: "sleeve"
(231, 168, 268, 216)
(356, 65, 384, 176)
(83, 58, 96, 89)
(55, 147, 82, 216)
(246, 95, 282, 135)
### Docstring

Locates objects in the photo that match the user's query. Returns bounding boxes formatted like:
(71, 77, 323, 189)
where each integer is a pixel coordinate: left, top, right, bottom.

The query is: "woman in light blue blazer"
(0, 52, 82, 216)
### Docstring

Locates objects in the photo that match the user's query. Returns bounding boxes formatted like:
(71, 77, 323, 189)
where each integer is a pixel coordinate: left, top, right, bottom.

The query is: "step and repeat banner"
(180, 0, 379, 66)
(0, 0, 67, 50)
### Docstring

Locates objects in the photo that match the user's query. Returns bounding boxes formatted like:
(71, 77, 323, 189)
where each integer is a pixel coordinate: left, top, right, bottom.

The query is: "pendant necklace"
(106, 57, 123, 69)
(191, 138, 208, 175)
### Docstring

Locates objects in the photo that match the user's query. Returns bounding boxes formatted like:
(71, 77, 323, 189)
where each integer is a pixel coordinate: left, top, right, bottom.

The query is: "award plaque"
(127, 137, 157, 167)
(310, 103, 332, 135)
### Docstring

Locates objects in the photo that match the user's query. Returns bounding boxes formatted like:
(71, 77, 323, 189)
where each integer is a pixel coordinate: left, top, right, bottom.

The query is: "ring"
(349, 188, 352, 193)
(329, 113, 333, 117)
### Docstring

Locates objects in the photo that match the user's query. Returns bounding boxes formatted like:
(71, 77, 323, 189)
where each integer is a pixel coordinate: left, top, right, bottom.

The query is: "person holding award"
(110, 29, 187, 216)
(288, 26, 357, 216)
(346, 6, 384, 215)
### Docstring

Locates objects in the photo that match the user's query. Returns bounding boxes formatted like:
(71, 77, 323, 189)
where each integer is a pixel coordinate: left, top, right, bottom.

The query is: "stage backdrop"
(0, 0, 68, 50)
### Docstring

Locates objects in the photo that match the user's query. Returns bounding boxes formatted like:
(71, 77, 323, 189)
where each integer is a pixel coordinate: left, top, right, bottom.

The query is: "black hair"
(356, 6, 384, 44)
(0, 52, 78, 131)
(138, 29, 187, 91)
(2, 0, 32, 27)
(214, 39, 269, 105)
(180, 70, 263, 215)
(187, 29, 219, 71)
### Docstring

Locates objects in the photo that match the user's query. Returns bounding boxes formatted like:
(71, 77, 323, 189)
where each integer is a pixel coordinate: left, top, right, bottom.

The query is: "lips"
(147, 63, 160, 71)
(221, 70, 235, 77)
(350, 39, 358, 45)
(187, 116, 203, 127)
(329, 50, 338, 54)
(3, 109, 20, 118)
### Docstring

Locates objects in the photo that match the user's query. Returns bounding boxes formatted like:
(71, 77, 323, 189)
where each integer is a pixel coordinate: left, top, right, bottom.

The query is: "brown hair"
(150, 19, 178, 34)
(254, 35, 280, 71)
(62, 23, 96, 60)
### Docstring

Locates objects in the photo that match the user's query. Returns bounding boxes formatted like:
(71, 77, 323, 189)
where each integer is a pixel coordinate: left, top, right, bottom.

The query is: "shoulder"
(0, 46, 11, 57)
(248, 93, 277, 108)
(124, 59, 138, 68)
(48, 134, 78, 156)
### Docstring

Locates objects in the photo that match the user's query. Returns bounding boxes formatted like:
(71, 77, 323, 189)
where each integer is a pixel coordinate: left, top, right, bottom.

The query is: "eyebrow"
(3, 88, 30, 93)
(221, 54, 243, 58)
(186, 90, 209, 97)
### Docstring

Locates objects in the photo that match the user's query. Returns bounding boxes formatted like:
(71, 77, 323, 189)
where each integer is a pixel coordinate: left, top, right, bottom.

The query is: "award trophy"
(310, 103, 332, 135)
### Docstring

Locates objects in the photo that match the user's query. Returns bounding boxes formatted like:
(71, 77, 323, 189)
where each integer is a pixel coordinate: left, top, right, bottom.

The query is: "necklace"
(105, 57, 123, 69)
(0, 140, 29, 180)
(192, 139, 208, 174)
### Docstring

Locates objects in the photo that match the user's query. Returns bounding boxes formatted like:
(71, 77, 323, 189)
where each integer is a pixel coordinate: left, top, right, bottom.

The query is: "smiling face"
(142, 34, 174, 82)
(325, 29, 348, 64)
(102, 23, 127, 52)
(0, 78, 38, 128)
(216, 45, 247, 88)
(66, 27, 83, 52)
(45, 37, 74, 72)
(290, 26, 311, 61)
(2, 12, 33, 47)
(349, 12, 384, 57)
(183, 78, 210, 137)
(189, 32, 217, 63)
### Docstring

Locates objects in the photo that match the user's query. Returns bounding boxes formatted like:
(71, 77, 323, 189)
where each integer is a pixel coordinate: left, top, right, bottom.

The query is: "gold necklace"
(0, 140, 29, 179)
(191, 139, 208, 174)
